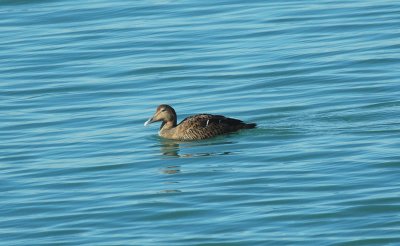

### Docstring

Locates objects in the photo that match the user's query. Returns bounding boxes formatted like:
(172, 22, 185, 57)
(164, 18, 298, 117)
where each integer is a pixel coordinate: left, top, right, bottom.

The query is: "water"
(1, 0, 400, 245)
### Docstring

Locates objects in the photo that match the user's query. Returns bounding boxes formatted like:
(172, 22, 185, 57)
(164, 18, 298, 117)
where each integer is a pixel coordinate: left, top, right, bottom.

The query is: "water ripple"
(1, 0, 400, 245)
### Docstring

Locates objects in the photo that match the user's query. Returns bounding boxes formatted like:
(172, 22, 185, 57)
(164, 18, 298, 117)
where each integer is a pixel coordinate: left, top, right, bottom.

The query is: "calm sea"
(1, 0, 400, 245)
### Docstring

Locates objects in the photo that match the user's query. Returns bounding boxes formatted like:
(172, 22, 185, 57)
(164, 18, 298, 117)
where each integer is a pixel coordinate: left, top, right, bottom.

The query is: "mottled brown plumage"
(144, 104, 256, 140)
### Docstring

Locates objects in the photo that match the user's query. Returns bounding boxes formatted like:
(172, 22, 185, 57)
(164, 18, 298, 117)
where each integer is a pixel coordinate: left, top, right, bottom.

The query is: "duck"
(144, 104, 256, 140)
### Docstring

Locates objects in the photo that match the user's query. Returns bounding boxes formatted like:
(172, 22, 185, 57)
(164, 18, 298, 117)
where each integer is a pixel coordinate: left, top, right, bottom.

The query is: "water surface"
(1, 0, 400, 245)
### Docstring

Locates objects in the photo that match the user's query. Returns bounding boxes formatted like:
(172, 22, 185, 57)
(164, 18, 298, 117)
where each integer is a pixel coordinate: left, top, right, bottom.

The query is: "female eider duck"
(144, 104, 256, 140)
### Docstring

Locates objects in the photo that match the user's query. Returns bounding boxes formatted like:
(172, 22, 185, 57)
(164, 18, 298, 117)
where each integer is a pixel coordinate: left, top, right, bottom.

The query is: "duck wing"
(176, 114, 255, 140)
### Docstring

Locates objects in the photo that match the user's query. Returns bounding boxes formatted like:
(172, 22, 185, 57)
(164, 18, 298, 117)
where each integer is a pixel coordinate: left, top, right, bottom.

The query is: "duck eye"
(161, 108, 166, 112)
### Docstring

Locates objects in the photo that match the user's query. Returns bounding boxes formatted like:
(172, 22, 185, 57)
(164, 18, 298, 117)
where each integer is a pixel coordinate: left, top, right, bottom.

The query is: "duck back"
(174, 114, 256, 140)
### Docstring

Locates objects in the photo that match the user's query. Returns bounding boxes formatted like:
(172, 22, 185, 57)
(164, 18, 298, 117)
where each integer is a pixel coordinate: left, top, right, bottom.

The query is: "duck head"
(144, 104, 177, 127)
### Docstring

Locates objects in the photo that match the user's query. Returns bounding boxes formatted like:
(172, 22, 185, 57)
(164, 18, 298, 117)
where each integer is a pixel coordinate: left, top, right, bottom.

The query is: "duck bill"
(144, 117, 155, 127)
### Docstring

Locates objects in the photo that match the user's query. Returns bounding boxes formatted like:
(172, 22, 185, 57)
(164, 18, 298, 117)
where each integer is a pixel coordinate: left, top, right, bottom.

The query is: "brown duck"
(144, 104, 256, 140)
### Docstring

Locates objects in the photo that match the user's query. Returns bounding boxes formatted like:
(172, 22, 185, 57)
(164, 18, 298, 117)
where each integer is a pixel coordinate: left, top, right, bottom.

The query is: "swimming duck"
(144, 104, 256, 140)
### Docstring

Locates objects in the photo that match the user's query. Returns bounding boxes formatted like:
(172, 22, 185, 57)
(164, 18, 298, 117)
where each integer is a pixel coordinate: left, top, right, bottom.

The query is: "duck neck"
(160, 120, 176, 131)
(159, 120, 177, 139)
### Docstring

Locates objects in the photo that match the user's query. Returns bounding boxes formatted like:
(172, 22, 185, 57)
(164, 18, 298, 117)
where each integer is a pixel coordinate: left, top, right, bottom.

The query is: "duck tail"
(243, 123, 257, 129)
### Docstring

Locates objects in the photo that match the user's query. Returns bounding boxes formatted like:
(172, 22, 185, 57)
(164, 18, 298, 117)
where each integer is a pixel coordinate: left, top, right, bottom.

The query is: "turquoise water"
(1, 0, 400, 245)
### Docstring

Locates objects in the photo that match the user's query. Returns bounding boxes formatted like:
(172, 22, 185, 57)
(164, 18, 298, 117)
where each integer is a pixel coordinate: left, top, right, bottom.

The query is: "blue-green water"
(1, 0, 400, 245)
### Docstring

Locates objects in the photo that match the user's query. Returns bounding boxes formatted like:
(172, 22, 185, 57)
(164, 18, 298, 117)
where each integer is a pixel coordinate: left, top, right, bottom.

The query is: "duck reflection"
(159, 138, 180, 157)
(157, 138, 234, 194)
(161, 165, 181, 174)
(158, 189, 181, 194)
(158, 137, 234, 158)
